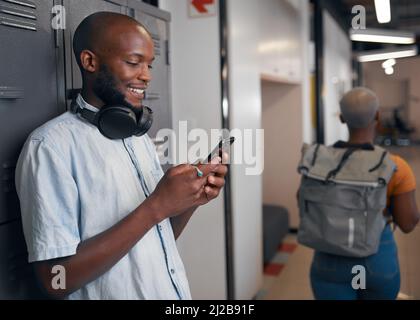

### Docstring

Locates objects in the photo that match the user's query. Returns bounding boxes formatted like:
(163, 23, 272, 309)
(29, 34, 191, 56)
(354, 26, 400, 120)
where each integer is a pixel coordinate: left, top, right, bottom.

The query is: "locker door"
(0, 0, 60, 298)
(0, 221, 45, 299)
(0, 0, 62, 224)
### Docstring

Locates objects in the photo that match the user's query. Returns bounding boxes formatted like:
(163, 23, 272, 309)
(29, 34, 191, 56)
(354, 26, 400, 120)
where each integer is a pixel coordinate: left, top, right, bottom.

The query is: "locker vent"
(152, 34, 161, 56)
(0, 0, 37, 31)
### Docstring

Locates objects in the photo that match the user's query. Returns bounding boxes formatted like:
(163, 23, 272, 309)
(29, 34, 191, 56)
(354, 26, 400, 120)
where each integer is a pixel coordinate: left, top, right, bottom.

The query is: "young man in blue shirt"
(15, 12, 227, 300)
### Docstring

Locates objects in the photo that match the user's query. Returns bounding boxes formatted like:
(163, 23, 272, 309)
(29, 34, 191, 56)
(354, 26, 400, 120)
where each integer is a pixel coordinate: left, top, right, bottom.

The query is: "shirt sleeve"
(15, 138, 81, 263)
(389, 155, 416, 196)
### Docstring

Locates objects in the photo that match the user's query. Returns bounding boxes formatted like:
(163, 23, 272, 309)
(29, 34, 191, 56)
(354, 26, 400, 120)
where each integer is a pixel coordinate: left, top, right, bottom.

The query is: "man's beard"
(92, 64, 136, 110)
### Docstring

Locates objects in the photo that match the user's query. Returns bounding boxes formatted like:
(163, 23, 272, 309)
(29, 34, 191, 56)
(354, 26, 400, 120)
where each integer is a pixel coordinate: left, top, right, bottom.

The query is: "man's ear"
(339, 114, 346, 124)
(80, 50, 98, 73)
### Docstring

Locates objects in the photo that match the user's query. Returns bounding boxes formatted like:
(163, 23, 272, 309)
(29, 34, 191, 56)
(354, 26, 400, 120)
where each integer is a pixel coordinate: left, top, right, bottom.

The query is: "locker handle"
(144, 92, 159, 100)
(0, 87, 24, 99)
(152, 137, 166, 145)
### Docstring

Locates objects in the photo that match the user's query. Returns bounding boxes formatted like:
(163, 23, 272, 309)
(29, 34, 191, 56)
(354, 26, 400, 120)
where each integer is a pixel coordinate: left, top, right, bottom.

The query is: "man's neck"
(81, 88, 105, 109)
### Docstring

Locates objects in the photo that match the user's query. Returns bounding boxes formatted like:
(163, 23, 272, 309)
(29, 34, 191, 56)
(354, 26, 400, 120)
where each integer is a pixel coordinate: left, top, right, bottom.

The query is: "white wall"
(262, 82, 302, 228)
(227, 0, 263, 300)
(323, 10, 352, 145)
(159, 0, 227, 299)
(365, 80, 407, 110)
(258, 0, 313, 144)
(259, 0, 310, 229)
(258, 0, 302, 82)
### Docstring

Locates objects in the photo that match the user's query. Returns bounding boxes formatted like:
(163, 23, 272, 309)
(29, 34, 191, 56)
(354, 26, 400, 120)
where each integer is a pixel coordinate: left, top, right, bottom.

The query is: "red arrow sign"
(192, 0, 214, 14)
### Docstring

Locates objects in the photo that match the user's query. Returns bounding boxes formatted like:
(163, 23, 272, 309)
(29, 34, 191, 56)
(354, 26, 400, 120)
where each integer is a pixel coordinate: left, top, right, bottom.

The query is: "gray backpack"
(297, 143, 396, 257)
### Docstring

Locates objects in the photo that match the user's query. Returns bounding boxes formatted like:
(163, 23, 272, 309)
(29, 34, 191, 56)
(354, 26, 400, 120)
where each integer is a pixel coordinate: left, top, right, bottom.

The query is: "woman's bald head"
(340, 87, 379, 129)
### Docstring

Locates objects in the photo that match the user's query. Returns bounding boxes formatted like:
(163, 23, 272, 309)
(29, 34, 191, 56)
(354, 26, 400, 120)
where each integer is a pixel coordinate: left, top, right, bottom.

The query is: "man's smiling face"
(93, 25, 155, 109)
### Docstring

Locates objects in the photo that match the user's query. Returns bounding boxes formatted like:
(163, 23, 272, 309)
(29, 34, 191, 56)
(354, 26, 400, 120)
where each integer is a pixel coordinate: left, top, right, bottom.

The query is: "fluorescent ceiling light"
(357, 46, 418, 62)
(375, 0, 391, 24)
(350, 29, 415, 44)
(382, 58, 396, 69)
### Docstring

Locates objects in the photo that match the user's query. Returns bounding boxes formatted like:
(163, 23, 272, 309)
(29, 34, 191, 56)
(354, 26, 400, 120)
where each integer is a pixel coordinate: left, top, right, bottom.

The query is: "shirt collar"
(76, 94, 100, 113)
(333, 140, 375, 150)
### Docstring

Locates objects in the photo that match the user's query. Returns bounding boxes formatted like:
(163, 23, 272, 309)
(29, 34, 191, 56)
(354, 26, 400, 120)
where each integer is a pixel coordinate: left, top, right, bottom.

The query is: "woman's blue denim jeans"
(310, 225, 400, 300)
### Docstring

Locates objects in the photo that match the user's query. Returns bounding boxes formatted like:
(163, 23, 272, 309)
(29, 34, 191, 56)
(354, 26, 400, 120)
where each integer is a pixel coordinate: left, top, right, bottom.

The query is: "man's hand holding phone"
(148, 139, 232, 222)
(198, 152, 229, 202)
(195, 137, 233, 201)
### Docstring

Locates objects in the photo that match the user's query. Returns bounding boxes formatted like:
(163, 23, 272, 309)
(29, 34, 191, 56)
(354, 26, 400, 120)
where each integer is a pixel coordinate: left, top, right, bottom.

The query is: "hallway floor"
(261, 146, 420, 300)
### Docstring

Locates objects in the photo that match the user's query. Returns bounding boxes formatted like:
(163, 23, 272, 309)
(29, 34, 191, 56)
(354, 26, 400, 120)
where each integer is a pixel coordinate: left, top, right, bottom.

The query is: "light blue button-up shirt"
(15, 95, 191, 300)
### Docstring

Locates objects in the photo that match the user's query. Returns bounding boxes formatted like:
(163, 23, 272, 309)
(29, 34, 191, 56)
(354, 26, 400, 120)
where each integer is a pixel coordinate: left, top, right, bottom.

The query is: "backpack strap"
(325, 148, 358, 181)
(368, 150, 388, 172)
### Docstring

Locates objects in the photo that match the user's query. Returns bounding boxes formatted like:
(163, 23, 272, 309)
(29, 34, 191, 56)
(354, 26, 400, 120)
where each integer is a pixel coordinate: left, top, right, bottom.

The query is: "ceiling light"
(357, 46, 418, 63)
(350, 29, 415, 44)
(385, 67, 394, 75)
(382, 58, 396, 69)
(374, 0, 391, 24)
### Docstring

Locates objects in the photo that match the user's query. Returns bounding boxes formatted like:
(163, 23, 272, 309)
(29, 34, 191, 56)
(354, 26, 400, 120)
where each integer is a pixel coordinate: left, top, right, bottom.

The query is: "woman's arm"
(390, 190, 420, 233)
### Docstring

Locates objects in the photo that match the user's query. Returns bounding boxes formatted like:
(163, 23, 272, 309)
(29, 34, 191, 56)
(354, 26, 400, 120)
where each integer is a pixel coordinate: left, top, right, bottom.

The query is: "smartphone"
(205, 137, 235, 164)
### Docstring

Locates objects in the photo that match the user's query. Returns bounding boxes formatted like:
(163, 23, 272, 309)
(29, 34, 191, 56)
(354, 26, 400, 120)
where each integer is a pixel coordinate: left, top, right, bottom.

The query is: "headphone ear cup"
(97, 107, 139, 140)
(135, 106, 154, 137)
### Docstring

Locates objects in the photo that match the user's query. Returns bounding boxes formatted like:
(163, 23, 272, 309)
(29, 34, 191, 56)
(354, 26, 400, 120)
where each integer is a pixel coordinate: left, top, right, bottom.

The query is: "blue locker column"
(0, 0, 62, 298)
